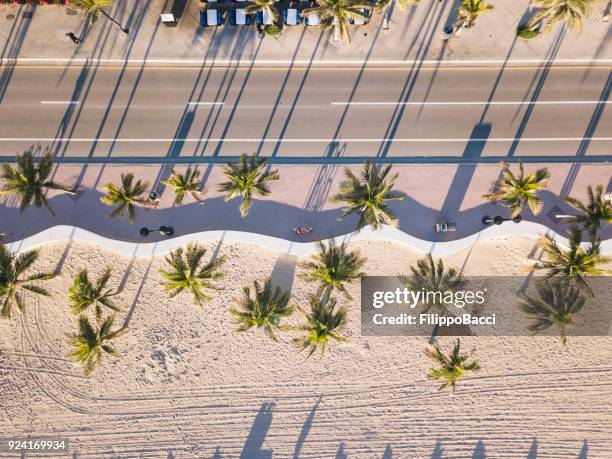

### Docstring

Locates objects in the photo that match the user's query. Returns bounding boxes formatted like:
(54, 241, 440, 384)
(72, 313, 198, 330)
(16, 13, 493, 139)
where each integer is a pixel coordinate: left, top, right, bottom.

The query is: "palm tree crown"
(528, 0, 595, 33)
(68, 268, 121, 321)
(454, 0, 494, 28)
(163, 167, 204, 206)
(519, 278, 585, 345)
(244, 0, 278, 21)
(159, 243, 225, 307)
(217, 153, 280, 217)
(230, 278, 293, 341)
(374, 0, 418, 14)
(292, 294, 347, 359)
(74, 0, 114, 23)
(533, 227, 609, 293)
(300, 239, 366, 299)
(332, 161, 404, 230)
(66, 314, 126, 375)
(100, 173, 149, 224)
(484, 161, 550, 218)
(0, 245, 56, 319)
(425, 339, 480, 393)
(1, 152, 75, 215)
(400, 254, 466, 316)
(303, 0, 370, 44)
(563, 185, 612, 237)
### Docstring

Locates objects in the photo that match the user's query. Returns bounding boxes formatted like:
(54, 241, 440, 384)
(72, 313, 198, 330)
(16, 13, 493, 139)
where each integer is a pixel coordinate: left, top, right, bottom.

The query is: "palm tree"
(374, 0, 418, 15)
(230, 278, 293, 341)
(163, 167, 204, 206)
(400, 254, 466, 316)
(303, 0, 371, 44)
(73, 0, 129, 34)
(292, 294, 347, 359)
(518, 278, 585, 345)
(100, 173, 149, 224)
(217, 153, 280, 217)
(332, 161, 404, 231)
(68, 268, 121, 321)
(533, 227, 609, 293)
(483, 161, 550, 218)
(453, 0, 494, 28)
(244, 0, 278, 22)
(299, 239, 366, 299)
(1, 152, 77, 216)
(527, 0, 596, 33)
(66, 314, 127, 375)
(425, 339, 480, 394)
(563, 185, 612, 237)
(159, 243, 225, 308)
(0, 245, 56, 319)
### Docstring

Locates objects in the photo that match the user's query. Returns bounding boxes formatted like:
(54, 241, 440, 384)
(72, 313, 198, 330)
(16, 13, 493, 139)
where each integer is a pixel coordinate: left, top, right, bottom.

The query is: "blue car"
(349, 8, 369, 25)
(305, 12, 320, 26)
(284, 8, 301, 25)
(229, 5, 252, 25)
(256, 9, 274, 25)
(200, 8, 224, 26)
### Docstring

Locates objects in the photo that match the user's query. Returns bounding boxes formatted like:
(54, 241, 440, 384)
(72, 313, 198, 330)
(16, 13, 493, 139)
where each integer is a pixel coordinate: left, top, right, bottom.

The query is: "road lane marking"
(1, 137, 611, 143)
(5, 64, 612, 72)
(332, 100, 612, 106)
(40, 101, 80, 105)
(3, 57, 612, 67)
(1, 155, 610, 165)
(187, 102, 225, 106)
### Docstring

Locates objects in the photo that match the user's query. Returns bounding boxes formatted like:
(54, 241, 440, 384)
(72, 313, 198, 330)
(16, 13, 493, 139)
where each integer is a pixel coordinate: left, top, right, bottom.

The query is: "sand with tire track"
(1, 236, 611, 458)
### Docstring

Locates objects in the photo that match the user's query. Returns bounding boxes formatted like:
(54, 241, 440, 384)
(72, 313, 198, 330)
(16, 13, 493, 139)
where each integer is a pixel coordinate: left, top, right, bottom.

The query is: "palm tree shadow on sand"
(240, 402, 275, 459)
(472, 440, 486, 459)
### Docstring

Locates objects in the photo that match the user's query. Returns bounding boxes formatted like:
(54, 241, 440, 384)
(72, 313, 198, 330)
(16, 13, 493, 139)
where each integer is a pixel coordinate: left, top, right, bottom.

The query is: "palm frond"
(292, 295, 347, 359)
(332, 161, 404, 231)
(425, 339, 480, 394)
(217, 153, 279, 217)
(159, 243, 225, 307)
(229, 278, 293, 341)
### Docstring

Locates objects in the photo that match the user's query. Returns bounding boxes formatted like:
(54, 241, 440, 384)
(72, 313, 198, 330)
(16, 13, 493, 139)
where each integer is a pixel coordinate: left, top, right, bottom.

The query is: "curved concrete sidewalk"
(6, 223, 612, 258)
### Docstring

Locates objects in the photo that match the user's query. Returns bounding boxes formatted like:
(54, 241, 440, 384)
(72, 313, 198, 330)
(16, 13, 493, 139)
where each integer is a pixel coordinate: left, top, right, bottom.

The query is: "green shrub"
(264, 24, 282, 38)
(516, 25, 539, 40)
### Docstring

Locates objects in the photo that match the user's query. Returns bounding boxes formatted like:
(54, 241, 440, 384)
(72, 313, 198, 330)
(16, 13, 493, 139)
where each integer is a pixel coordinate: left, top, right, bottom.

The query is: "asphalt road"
(0, 64, 610, 162)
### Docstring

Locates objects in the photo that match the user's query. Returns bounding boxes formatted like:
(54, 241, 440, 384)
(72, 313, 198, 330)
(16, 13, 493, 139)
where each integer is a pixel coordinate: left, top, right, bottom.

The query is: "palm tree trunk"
(99, 8, 129, 34)
(428, 324, 440, 345)
(320, 286, 332, 304)
(46, 183, 78, 195)
(59, 187, 78, 196)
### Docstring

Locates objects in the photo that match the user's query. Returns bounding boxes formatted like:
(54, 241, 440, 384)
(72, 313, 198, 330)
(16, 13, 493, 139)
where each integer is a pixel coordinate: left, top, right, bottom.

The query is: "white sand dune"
(1, 237, 611, 458)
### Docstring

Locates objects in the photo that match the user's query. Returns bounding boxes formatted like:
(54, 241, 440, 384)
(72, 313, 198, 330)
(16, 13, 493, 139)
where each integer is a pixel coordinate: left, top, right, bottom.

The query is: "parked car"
(435, 222, 457, 233)
(256, 9, 274, 25)
(200, 1, 224, 26)
(305, 12, 320, 26)
(230, 3, 252, 25)
(349, 8, 369, 25)
(284, 8, 301, 25)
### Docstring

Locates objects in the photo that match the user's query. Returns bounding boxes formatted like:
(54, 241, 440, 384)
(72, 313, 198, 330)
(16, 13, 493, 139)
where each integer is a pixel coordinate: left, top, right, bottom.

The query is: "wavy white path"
(6, 223, 612, 257)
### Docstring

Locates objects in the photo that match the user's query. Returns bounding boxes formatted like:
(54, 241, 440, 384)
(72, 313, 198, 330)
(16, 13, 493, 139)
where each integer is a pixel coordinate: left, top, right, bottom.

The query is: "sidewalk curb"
(1, 156, 610, 165)
(2, 57, 612, 68)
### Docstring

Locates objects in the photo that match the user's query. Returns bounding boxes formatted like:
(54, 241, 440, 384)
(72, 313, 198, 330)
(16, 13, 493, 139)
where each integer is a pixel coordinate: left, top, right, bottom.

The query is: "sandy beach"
(1, 234, 611, 458)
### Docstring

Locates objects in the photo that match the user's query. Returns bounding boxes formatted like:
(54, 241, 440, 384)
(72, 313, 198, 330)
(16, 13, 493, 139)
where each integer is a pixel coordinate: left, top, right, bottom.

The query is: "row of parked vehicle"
(199, 1, 370, 27)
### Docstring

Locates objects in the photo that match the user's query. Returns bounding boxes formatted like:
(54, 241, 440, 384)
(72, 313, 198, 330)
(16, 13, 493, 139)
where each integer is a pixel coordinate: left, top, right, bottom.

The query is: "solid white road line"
(5, 57, 612, 66)
(186, 102, 225, 106)
(331, 100, 612, 106)
(40, 101, 80, 105)
(0, 137, 611, 143)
